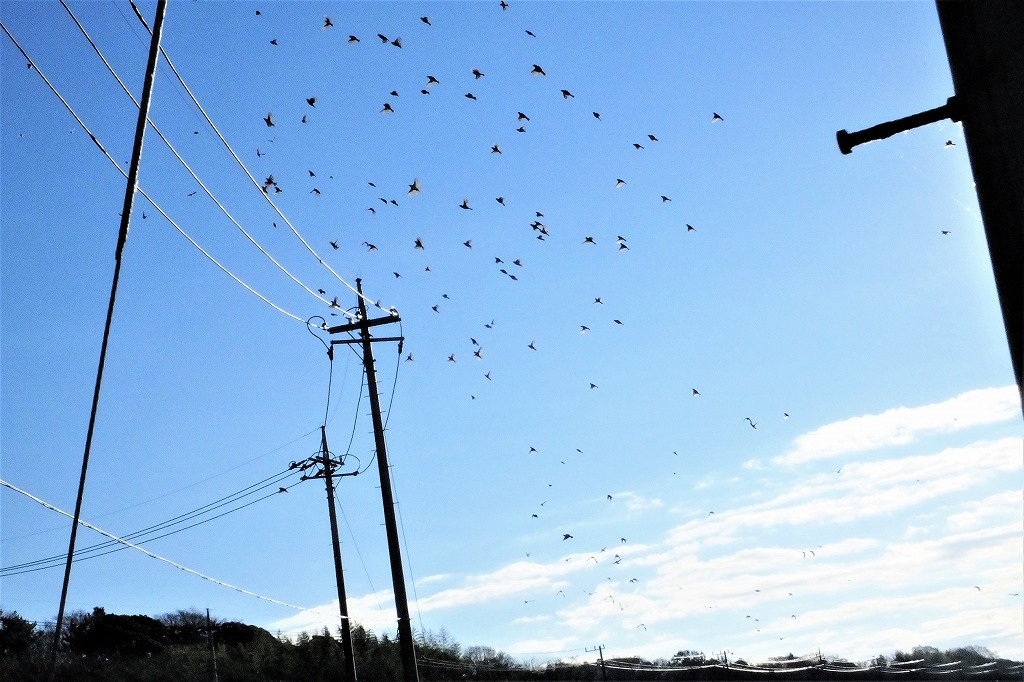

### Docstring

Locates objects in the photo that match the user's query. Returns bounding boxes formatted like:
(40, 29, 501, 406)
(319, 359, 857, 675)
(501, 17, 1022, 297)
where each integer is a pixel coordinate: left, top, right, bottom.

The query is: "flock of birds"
(227, 2, 819, 641)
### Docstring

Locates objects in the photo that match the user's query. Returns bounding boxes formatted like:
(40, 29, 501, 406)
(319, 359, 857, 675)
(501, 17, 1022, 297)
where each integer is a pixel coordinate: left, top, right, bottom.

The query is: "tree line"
(2, 607, 1021, 681)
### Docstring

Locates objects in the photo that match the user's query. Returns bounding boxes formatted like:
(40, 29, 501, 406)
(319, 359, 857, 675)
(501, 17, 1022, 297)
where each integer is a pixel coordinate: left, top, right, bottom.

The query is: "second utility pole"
(328, 279, 418, 681)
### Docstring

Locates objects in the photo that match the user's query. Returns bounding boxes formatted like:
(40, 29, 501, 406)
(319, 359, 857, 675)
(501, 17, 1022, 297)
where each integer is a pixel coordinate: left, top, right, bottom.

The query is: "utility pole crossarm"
(327, 315, 400, 335)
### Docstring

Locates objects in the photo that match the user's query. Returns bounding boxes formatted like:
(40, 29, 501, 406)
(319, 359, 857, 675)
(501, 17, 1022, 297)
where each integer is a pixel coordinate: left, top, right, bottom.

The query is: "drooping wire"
(2, 469, 302, 575)
(0, 479, 317, 612)
(0, 21, 307, 324)
(126, 1, 389, 318)
(58, 1, 344, 317)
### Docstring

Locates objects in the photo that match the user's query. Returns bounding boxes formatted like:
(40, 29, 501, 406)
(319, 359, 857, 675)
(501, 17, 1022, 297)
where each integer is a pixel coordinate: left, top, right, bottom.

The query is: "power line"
(57, 0, 339, 315)
(0, 478, 317, 613)
(0, 20, 307, 325)
(126, 1, 384, 320)
(2, 469, 302, 575)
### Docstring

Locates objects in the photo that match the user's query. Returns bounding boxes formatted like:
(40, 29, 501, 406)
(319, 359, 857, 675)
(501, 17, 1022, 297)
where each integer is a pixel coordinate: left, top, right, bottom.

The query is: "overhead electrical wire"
(0, 479, 318, 613)
(2, 468, 302, 575)
(58, 1, 341, 316)
(126, 0, 386, 319)
(0, 20, 306, 324)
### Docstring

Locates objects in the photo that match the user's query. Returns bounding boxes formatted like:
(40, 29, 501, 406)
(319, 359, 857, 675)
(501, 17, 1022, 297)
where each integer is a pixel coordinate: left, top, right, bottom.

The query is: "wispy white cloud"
(775, 386, 1021, 466)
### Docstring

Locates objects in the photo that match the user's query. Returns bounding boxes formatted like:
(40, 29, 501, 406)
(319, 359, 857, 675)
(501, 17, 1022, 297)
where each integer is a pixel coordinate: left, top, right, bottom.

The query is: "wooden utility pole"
(297, 426, 358, 680)
(586, 645, 608, 681)
(327, 280, 418, 681)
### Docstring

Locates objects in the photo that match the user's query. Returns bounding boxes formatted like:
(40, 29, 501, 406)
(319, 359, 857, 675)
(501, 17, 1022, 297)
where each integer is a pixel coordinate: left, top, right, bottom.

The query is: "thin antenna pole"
(50, 0, 168, 673)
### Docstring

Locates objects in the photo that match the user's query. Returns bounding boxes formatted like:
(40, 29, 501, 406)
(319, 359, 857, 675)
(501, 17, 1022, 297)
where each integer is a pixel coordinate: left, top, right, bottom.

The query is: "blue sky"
(2, 0, 1021, 667)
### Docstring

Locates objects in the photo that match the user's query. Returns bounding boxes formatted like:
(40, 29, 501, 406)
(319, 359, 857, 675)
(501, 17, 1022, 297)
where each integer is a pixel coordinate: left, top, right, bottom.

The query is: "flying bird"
(562, 534, 573, 540)
(391, 37, 402, 48)
(528, 341, 537, 350)
(712, 112, 724, 122)
(420, 16, 431, 25)
(448, 354, 456, 362)
(687, 224, 696, 232)
(945, 139, 955, 147)
(306, 96, 317, 107)
(463, 239, 473, 248)
(648, 134, 659, 142)
(594, 297, 602, 304)
(531, 64, 546, 76)
(348, 35, 359, 43)
(407, 178, 421, 195)
(323, 16, 333, 28)
(278, 487, 288, 493)
(460, 199, 472, 210)
(377, 33, 389, 43)
(330, 240, 339, 250)
(633, 143, 644, 150)
(472, 68, 485, 79)
(516, 126, 526, 133)
(414, 238, 424, 249)
(465, 92, 477, 100)
(583, 236, 596, 245)
(380, 102, 394, 114)
(615, 178, 626, 188)
(692, 388, 700, 396)
(661, 195, 671, 202)
(491, 144, 502, 154)
(263, 113, 274, 127)
(500, 0, 509, 9)
(745, 417, 757, 429)
(363, 242, 378, 251)
(561, 89, 574, 99)
(593, 112, 601, 120)
(517, 112, 530, 121)
(496, 197, 505, 205)
(270, 38, 278, 45)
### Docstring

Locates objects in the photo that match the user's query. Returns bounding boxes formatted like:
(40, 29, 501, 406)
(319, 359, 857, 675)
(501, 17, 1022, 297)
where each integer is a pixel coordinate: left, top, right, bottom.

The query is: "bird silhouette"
(270, 38, 278, 45)
(516, 126, 526, 133)
(391, 37, 402, 48)
(323, 16, 333, 29)
(380, 102, 394, 114)
(593, 112, 601, 120)
(562, 534, 573, 540)
(420, 16, 431, 25)
(712, 112, 724, 122)
(528, 341, 537, 350)
(426, 75, 439, 86)
(648, 134, 659, 142)
(594, 297, 603, 304)
(472, 68, 485, 79)
(583, 236, 596, 245)
(348, 35, 359, 43)
(692, 388, 700, 396)
(460, 199, 472, 210)
(500, 0, 508, 9)
(465, 92, 477, 100)
(525, 29, 536, 37)
(463, 239, 473, 248)
(633, 143, 644, 150)
(561, 89, 574, 99)
(491, 144, 502, 154)
(407, 178, 421, 195)
(330, 240, 339, 250)
(745, 417, 757, 429)
(377, 33, 389, 43)
(615, 178, 626, 188)
(278, 487, 288, 493)
(687, 224, 696, 232)
(945, 139, 955, 147)
(448, 354, 456, 362)
(306, 96, 317, 107)
(517, 112, 530, 121)
(363, 242, 378, 251)
(414, 238, 424, 249)
(496, 197, 505, 205)
(661, 195, 671, 202)
(263, 113, 274, 127)
(531, 64, 546, 76)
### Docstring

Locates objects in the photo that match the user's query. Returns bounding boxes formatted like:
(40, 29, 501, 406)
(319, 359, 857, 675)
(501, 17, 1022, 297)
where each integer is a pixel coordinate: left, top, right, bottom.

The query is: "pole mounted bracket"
(836, 95, 960, 154)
